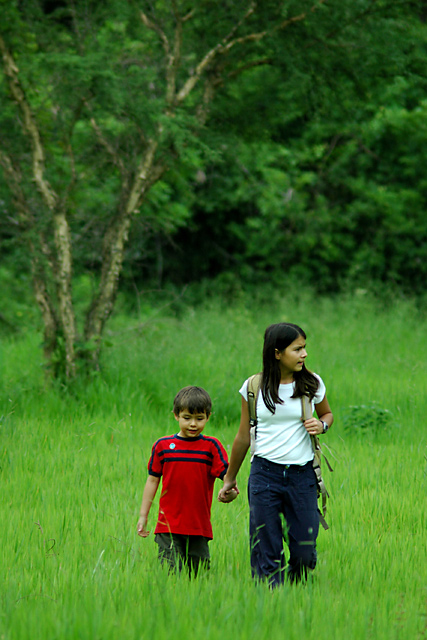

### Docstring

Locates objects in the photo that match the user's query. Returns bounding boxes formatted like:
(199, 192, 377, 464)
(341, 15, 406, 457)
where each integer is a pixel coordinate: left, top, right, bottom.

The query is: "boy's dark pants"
(249, 455, 319, 587)
(155, 533, 210, 576)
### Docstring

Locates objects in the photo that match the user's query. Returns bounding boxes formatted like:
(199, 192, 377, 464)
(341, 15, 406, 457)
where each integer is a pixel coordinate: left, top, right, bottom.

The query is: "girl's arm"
(218, 397, 250, 500)
(304, 395, 334, 436)
(137, 475, 160, 537)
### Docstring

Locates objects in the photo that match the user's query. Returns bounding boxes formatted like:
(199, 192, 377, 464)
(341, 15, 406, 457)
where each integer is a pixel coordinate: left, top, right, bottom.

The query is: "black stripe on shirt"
(161, 456, 213, 465)
(158, 448, 213, 460)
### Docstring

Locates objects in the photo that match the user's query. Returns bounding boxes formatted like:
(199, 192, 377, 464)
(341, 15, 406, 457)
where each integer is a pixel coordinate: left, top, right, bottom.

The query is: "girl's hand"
(218, 479, 239, 502)
(218, 487, 239, 503)
(303, 418, 324, 436)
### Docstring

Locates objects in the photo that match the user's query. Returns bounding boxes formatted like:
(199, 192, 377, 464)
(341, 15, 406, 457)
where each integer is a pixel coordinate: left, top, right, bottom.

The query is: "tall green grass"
(1, 293, 426, 639)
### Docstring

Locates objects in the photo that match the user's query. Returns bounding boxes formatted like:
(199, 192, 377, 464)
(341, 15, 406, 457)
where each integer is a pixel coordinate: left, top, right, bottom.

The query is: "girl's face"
(275, 335, 307, 380)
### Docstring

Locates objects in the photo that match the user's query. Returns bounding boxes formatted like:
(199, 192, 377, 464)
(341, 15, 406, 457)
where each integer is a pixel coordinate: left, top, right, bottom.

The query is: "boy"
(137, 386, 238, 576)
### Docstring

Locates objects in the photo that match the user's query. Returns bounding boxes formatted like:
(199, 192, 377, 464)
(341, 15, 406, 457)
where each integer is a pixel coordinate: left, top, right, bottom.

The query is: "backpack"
(247, 373, 333, 531)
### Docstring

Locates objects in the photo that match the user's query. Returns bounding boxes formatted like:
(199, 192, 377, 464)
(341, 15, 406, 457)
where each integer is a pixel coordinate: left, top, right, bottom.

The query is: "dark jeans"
(249, 455, 319, 587)
(155, 533, 211, 577)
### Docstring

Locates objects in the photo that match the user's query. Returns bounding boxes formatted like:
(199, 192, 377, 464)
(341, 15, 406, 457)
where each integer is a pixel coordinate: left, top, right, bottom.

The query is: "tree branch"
(140, 7, 183, 107)
(174, 1, 256, 103)
(140, 10, 170, 56)
(84, 133, 166, 347)
(276, 0, 328, 32)
(86, 108, 128, 181)
(175, 0, 328, 104)
(227, 57, 274, 80)
(126, 136, 165, 214)
(0, 35, 57, 211)
(167, 6, 183, 106)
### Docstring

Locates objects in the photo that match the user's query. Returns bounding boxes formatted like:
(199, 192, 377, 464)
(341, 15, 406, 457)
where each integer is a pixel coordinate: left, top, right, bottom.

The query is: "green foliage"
(0, 266, 40, 335)
(342, 403, 396, 436)
(156, 1, 427, 293)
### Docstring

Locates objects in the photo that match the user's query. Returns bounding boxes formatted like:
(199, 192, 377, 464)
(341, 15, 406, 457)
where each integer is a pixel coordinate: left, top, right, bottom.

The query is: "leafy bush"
(342, 403, 396, 435)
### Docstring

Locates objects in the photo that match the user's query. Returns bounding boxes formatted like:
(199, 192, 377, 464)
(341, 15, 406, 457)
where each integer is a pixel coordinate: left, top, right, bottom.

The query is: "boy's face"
(175, 409, 209, 439)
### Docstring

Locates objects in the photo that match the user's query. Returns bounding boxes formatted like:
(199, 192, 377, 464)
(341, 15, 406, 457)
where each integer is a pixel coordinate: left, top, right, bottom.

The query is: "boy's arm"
(137, 475, 160, 537)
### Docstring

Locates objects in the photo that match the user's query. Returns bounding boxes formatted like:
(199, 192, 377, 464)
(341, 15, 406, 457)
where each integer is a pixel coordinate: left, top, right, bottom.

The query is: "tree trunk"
(1, 35, 76, 378)
(0, 149, 59, 368)
(84, 137, 165, 360)
(53, 211, 76, 378)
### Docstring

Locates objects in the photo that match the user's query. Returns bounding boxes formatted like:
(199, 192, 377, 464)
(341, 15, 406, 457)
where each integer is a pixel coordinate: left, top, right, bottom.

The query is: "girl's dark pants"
(249, 455, 319, 587)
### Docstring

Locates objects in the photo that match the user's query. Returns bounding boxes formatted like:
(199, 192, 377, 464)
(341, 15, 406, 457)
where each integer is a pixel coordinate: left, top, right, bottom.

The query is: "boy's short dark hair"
(173, 386, 212, 417)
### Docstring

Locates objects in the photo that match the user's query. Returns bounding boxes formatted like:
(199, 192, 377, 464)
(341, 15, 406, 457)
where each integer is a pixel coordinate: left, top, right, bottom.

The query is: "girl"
(218, 323, 333, 586)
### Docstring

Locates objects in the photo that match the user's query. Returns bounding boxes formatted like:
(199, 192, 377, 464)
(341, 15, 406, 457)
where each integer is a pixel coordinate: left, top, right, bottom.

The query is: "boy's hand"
(137, 516, 150, 537)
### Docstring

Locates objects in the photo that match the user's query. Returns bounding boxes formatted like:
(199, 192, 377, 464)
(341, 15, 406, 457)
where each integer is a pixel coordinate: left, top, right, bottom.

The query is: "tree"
(0, 0, 324, 376)
(1, 0, 423, 376)
(158, 0, 427, 294)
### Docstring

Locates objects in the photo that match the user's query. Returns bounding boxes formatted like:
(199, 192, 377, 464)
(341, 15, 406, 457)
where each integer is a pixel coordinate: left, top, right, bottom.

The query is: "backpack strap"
(301, 394, 330, 531)
(247, 373, 262, 460)
(247, 376, 332, 530)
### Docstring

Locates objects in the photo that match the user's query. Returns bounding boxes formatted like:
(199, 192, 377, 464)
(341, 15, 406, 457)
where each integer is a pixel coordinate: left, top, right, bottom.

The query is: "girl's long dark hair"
(261, 323, 319, 414)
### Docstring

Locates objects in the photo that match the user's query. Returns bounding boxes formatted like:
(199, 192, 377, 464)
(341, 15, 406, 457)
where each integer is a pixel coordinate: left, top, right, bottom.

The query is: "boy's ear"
(173, 412, 179, 421)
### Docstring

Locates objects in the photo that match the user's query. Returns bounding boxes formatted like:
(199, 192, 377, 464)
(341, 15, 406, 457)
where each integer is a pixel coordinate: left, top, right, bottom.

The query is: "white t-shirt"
(239, 374, 326, 465)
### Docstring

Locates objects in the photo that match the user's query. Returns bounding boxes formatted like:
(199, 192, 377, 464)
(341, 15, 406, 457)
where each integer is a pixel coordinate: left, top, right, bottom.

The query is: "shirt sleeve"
(313, 374, 326, 405)
(239, 378, 249, 401)
(147, 440, 163, 477)
(210, 438, 229, 480)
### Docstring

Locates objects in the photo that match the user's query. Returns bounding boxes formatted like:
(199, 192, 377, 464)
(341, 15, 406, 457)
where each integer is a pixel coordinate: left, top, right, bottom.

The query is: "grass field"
(1, 293, 426, 639)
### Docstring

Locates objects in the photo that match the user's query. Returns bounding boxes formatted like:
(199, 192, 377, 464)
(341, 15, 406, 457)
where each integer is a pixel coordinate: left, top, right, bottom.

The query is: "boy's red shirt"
(148, 433, 229, 539)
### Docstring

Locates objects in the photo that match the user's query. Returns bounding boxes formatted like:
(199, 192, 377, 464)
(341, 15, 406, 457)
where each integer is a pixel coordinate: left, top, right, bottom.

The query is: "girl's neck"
(280, 373, 294, 384)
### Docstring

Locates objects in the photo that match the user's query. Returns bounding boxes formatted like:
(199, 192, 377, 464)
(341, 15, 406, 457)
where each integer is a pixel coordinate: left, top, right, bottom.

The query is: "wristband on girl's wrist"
(321, 420, 329, 434)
